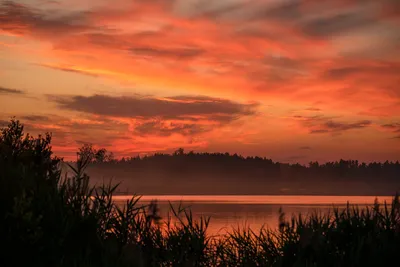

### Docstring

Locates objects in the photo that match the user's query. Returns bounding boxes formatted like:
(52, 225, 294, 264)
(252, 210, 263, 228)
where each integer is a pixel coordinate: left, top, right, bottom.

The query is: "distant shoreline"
(112, 193, 395, 197)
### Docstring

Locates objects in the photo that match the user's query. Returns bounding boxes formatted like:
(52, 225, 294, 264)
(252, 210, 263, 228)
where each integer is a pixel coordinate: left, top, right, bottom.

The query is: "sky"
(0, 0, 399, 163)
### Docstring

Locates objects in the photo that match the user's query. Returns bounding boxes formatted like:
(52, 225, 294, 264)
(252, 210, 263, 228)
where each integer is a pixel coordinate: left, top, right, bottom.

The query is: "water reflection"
(114, 195, 392, 234)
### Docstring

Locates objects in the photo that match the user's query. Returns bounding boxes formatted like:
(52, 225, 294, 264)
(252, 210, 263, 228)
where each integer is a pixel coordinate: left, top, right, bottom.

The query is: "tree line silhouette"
(72, 145, 400, 182)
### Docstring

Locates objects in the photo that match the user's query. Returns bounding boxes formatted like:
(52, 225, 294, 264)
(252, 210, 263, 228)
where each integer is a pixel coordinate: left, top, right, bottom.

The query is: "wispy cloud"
(36, 64, 99, 77)
(304, 108, 321, 112)
(21, 115, 50, 121)
(0, 86, 24, 95)
(129, 46, 205, 60)
(381, 122, 400, 139)
(293, 115, 372, 135)
(0, 1, 99, 36)
(133, 120, 208, 137)
(47, 93, 258, 137)
(49, 94, 258, 119)
(381, 123, 400, 131)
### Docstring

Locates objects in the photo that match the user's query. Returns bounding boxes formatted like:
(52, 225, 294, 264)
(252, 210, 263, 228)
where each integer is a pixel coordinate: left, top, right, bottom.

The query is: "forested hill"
(62, 147, 400, 196)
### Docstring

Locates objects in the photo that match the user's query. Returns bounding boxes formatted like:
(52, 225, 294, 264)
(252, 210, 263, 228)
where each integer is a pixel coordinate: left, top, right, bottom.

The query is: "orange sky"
(0, 0, 399, 163)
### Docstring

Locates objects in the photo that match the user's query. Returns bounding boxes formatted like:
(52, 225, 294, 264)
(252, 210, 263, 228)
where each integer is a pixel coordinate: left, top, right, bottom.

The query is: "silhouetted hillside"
(64, 148, 400, 196)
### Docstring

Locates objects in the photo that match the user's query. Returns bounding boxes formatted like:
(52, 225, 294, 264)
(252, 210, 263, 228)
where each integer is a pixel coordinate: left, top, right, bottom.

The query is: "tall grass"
(1, 119, 399, 267)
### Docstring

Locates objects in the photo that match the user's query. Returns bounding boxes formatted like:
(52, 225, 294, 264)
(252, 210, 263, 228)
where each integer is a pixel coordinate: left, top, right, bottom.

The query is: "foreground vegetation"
(1, 119, 399, 267)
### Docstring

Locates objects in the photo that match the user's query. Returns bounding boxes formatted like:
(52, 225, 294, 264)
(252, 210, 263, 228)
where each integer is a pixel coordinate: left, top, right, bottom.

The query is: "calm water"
(114, 195, 393, 234)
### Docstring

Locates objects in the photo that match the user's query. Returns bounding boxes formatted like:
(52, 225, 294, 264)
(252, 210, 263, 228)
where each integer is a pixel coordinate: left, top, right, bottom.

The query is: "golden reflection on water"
(115, 195, 393, 205)
(114, 195, 393, 234)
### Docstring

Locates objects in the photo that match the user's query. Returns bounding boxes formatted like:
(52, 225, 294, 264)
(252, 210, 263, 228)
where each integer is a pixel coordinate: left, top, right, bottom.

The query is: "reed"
(1, 119, 399, 267)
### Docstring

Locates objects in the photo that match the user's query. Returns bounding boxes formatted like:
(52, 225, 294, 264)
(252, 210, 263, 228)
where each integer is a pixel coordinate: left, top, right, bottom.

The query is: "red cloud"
(1, 0, 399, 160)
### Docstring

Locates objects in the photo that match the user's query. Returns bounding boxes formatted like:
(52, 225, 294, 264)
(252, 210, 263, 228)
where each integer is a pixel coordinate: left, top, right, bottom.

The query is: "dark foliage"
(1, 119, 400, 267)
(73, 148, 400, 195)
(84, 148, 400, 181)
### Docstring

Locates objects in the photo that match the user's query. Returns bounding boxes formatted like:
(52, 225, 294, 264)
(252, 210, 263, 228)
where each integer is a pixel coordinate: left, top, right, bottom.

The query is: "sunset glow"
(1, 0, 399, 162)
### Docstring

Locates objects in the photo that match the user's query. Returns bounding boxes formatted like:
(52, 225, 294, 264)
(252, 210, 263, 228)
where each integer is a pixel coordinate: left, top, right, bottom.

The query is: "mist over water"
(62, 158, 399, 234)
(76, 157, 400, 196)
(114, 195, 393, 234)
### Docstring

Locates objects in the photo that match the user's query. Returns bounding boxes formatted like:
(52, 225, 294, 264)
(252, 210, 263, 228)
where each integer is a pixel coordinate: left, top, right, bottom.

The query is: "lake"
(114, 195, 394, 234)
